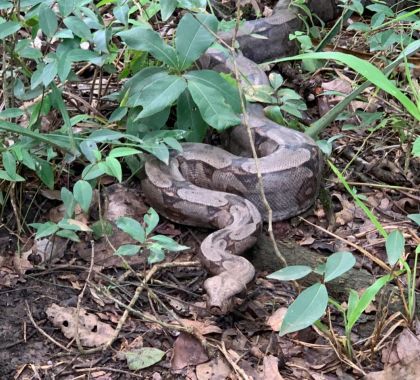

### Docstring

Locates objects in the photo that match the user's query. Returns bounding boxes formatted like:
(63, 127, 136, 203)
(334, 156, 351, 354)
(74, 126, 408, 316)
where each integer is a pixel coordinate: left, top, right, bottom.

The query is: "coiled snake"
(141, 2, 323, 313)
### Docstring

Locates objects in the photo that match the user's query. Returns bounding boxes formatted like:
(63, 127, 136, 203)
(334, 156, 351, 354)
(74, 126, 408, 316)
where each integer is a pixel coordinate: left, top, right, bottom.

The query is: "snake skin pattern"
(141, 2, 323, 313)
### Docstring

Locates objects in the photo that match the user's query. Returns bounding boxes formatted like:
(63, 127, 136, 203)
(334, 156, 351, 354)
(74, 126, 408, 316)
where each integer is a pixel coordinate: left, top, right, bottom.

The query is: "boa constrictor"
(141, 2, 323, 313)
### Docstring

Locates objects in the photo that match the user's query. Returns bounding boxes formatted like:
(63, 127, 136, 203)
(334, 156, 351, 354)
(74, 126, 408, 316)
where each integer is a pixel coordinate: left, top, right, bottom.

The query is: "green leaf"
(347, 289, 359, 319)
(267, 266, 312, 281)
(61, 187, 76, 218)
(175, 13, 218, 70)
(0, 21, 20, 39)
(408, 214, 420, 226)
(163, 137, 182, 152)
(267, 52, 420, 121)
(347, 22, 370, 32)
(135, 73, 187, 118)
(176, 89, 207, 141)
(149, 235, 189, 251)
(116, 244, 141, 256)
(144, 208, 159, 235)
(117, 27, 179, 68)
(109, 147, 141, 158)
(184, 70, 241, 113)
(125, 348, 165, 370)
(34, 158, 54, 189)
(385, 230, 405, 266)
(30, 222, 59, 239)
(187, 81, 240, 130)
(412, 137, 420, 157)
(56, 229, 80, 242)
(324, 252, 356, 282)
(279, 283, 328, 336)
(0, 108, 24, 119)
(63, 16, 92, 40)
(82, 162, 106, 180)
(116, 217, 145, 243)
(38, 4, 58, 38)
(41, 60, 58, 87)
(57, 0, 76, 17)
(161, 0, 177, 21)
(2, 151, 17, 178)
(73, 180, 93, 213)
(105, 156, 122, 182)
(347, 274, 393, 331)
(148, 245, 166, 264)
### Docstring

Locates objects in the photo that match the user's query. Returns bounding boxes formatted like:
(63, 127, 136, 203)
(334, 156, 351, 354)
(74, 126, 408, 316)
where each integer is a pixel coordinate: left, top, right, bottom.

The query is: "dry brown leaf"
(46, 303, 115, 347)
(261, 355, 284, 380)
(171, 332, 209, 370)
(267, 307, 287, 332)
(364, 357, 420, 380)
(177, 319, 223, 335)
(196, 358, 231, 380)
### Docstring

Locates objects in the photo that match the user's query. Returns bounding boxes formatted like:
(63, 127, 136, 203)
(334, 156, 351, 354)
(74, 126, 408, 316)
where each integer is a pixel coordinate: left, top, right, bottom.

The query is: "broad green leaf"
(144, 208, 159, 235)
(38, 4, 58, 38)
(347, 22, 370, 32)
(144, 142, 170, 164)
(56, 229, 80, 242)
(116, 244, 141, 256)
(82, 162, 106, 180)
(187, 80, 240, 130)
(324, 252, 356, 282)
(114, 3, 129, 25)
(57, 0, 76, 17)
(279, 283, 328, 336)
(125, 348, 165, 370)
(0, 21, 20, 39)
(0, 108, 24, 119)
(176, 89, 207, 141)
(0, 169, 24, 182)
(117, 27, 179, 68)
(175, 13, 218, 70)
(116, 217, 145, 243)
(41, 60, 58, 87)
(105, 156, 122, 182)
(73, 180, 93, 213)
(133, 73, 187, 118)
(63, 16, 92, 40)
(408, 214, 420, 226)
(34, 158, 54, 189)
(269, 72, 284, 90)
(184, 70, 241, 113)
(267, 266, 312, 281)
(385, 230, 405, 265)
(163, 137, 182, 152)
(30, 222, 59, 239)
(347, 289, 359, 320)
(68, 49, 100, 62)
(161, 0, 177, 21)
(178, 0, 206, 10)
(58, 219, 91, 232)
(148, 245, 165, 264)
(108, 147, 141, 158)
(61, 187, 76, 218)
(2, 151, 17, 178)
(412, 137, 420, 157)
(266, 52, 420, 121)
(79, 140, 99, 163)
(347, 274, 393, 331)
(91, 220, 113, 239)
(150, 235, 189, 251)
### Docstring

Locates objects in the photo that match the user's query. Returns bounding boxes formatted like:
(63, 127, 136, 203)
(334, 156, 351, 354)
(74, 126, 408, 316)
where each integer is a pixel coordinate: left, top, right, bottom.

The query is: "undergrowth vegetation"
(0, 0, 419, 375)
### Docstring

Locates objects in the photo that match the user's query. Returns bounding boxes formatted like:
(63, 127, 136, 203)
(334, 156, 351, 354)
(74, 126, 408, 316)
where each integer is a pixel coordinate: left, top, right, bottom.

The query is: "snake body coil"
(142, 3, 323, 313)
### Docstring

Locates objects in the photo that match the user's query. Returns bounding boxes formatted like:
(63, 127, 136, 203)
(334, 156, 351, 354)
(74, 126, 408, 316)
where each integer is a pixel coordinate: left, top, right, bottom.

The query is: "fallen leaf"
(171, 333, 209, 370)
(365, 357, 420, 380)
(261, 355, 284, 380)
(125, 348, 165, 370)
(267, 307, 287, 332)
(196, 358, 231, 380)
(177, 319, 223, 335)
(46, 303, 115, 347)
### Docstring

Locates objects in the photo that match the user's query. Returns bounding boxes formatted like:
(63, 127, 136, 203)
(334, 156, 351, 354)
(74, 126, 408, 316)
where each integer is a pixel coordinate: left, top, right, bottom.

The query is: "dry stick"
(25, 301, 73, 353)
(74, 240, 96, 354)
(229, 1, 287, 267)
(220, 341, 251, 380)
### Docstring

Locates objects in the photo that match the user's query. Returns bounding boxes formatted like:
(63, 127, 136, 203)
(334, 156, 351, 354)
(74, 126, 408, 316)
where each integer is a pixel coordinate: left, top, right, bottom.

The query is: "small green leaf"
(61, 187, 76, 218)
(116, 244, 141, 256)
(56, 229, 80, 242)
(385, 230, 405, 266)
(148, 245, 165, 264)
(63, 16, 92, 40)
(109, 147, 141, 158)
(279, 283, 328, 336)
(57, 0, 76, 17)
(38, 4, 58, 38)
(144, 208, 159, 235)
(324, 252, 356, 282)
(149, 235, 189, 251)
(0, 21, 21, 40)
(267, 266, 312, 281)
(105, 156, 122, 182)
(30, 222, 59, 239)
(408, 214, 420, 226)
(34, 158, 54, 189)
(125, 348, 165, 370)
(116, 217, 145, 243)
(412, 137, 420, 157)
(269, 72, 284, 91)
(161, 0, 177, 21)
(2, 151, 17, 178)
(73, 180, 93, 213)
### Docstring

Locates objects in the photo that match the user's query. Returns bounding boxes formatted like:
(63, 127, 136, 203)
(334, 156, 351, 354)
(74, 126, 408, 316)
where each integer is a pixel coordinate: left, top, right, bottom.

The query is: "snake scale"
(141, 2, 323, 313)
